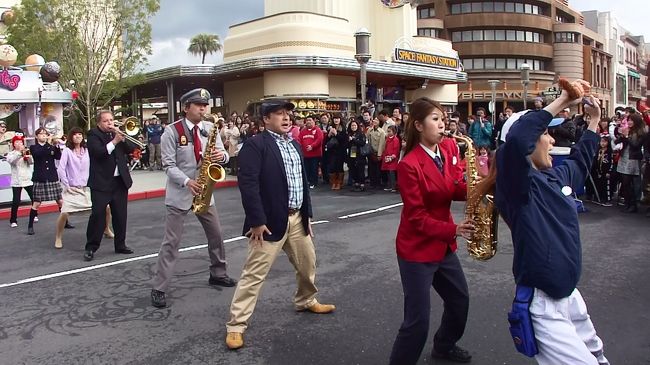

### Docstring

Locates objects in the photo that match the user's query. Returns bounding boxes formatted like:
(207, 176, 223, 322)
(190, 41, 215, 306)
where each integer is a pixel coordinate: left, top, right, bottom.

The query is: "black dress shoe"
(64, 222, 75, 229)
(115, 247, 134, 254)
(151, 289, 167, 308)
(432, 345, 472, 363)
(27, 227, 35, 235)
(209, 275, 237, 287)
(83, 250, 94, 261)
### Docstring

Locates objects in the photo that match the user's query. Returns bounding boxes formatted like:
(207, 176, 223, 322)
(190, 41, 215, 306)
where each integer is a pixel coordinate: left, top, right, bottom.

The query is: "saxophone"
(191, 121, 226, 214)
(447, 133, 498, 260)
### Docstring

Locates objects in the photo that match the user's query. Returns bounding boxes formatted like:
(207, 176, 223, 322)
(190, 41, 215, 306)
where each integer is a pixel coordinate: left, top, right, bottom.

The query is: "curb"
(0, 180, 238, 220)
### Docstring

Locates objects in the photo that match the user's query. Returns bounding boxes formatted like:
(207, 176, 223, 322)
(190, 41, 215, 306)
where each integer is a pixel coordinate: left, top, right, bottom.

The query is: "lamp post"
(487, 79, 500, 126)
(354, 28, 371, 107)
(520, 63, 531, 110)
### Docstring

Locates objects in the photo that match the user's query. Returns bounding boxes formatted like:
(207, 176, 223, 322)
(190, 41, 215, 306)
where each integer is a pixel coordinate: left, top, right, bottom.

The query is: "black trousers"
(85, 178, 128, 252)
(389, 253, 470, 365)
(368, 157, 381, 187)
(10, 186, 34, 223)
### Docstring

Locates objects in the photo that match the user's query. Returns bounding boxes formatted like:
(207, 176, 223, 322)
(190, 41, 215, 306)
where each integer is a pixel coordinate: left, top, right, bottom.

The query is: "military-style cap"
(261, 100, 294, 116)
(180, 88, 211, 105)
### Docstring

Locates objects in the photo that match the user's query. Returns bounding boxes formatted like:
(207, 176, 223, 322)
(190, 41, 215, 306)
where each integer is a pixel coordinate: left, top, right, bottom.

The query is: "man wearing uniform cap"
(225, 100, 335, 350)
(150, 88, 236, 309)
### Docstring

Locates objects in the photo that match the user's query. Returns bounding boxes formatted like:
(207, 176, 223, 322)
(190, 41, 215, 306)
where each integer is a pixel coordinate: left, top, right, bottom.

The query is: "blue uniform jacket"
(237, 131, 313, 242)
(495, 110, 599, 299)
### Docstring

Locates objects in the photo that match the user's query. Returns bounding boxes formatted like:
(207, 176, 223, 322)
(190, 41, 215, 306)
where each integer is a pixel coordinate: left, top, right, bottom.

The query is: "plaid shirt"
(267, 130, 303, 209)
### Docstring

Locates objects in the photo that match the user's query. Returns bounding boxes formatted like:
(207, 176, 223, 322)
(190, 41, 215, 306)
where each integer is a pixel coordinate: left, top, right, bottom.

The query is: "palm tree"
(187, 33, 222, 64)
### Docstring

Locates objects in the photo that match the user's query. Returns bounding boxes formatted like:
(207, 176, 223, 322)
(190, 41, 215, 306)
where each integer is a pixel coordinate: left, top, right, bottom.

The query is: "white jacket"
(6, 150, 34, 187)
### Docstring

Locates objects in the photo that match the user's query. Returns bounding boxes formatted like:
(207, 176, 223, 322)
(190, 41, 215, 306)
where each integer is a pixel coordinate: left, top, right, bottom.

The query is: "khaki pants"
(226, 213, 318, 333)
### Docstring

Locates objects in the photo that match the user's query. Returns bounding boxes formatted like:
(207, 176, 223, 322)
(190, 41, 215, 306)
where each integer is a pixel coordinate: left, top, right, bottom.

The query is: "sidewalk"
(0, 170, 238, 220)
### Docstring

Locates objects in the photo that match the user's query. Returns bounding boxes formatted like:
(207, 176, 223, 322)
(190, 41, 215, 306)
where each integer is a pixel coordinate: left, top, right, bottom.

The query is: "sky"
(144, 0, 649, 71)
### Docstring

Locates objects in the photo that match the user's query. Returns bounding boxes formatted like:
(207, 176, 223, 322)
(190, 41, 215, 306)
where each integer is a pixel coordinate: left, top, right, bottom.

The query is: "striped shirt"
(267, 130, 303, 209)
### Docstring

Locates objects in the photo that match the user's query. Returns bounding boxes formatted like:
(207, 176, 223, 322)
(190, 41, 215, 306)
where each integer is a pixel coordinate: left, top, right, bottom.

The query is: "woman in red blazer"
(389, 97, 475, 365)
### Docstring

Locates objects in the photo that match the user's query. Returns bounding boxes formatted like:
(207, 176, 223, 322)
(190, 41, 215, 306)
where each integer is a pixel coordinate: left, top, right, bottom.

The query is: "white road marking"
(0, 221, 334, 289)
(338, 202, 403, 219)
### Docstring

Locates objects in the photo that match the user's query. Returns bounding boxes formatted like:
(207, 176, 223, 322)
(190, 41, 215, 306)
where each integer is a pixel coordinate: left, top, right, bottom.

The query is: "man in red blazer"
(389, 97, 475, 365)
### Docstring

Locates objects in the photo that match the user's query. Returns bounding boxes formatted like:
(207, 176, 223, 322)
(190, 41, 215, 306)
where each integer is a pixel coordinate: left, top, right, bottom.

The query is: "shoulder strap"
(173, 120, 186, 143)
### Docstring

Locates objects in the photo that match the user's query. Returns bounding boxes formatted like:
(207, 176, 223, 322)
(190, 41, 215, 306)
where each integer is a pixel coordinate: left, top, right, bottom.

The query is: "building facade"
(416, 0, 613, 117)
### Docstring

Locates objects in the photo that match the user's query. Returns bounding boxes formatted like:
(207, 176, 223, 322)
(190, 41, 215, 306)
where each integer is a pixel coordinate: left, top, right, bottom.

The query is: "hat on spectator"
(180, 88, 211, 105)
(261, 101, 294, 116)
(11, 134, 24, 148)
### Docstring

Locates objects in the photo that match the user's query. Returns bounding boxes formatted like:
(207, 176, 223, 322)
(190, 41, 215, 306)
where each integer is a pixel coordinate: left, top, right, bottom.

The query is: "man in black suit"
(84, 110, 134, 261)
(225, 101, 335, 350)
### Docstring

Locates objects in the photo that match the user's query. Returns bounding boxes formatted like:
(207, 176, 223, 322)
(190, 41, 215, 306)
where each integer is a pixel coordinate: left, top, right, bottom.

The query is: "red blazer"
(396, 140, 467, 262)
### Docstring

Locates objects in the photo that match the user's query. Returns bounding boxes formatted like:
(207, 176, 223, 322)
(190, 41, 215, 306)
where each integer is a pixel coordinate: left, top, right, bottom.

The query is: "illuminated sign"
(394, 48, 459, 70)
(0, 69, 20, 91)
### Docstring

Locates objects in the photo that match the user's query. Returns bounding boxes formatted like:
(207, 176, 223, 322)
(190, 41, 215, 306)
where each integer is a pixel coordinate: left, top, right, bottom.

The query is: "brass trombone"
(113, 117, 145, 148)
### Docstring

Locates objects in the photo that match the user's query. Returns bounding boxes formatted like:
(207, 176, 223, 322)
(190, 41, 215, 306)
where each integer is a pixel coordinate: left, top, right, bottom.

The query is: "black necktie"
(433, 155, 444, 175)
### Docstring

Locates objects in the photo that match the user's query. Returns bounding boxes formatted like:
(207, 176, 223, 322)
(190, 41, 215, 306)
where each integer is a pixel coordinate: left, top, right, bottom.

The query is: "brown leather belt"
(288, 208, 300, 216)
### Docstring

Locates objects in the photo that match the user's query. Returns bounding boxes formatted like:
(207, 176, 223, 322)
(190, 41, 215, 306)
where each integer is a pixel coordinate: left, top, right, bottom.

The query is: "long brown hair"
(66, 127, 87, 149)
(403, 97, 445, 156)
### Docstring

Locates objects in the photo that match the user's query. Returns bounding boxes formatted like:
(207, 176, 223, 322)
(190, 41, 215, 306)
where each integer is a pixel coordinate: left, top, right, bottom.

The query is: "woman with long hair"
(346, 120, 367, 192)
(389, 97, 474, 365)
(325, 114, 347, 190)
(614, 113, 648, 213)
(481, 80, 610, 365)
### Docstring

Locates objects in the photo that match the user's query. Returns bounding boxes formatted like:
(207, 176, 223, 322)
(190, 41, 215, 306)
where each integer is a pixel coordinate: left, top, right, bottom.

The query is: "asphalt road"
(0, 186, 649, 365)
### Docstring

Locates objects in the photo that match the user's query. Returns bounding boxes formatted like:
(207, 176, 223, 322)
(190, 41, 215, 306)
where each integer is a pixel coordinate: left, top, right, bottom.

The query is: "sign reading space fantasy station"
(393, 48, 459, 70)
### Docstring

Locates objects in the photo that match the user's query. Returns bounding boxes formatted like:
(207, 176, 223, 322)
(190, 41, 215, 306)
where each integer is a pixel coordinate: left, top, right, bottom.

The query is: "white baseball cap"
(500, 110, 564, 143)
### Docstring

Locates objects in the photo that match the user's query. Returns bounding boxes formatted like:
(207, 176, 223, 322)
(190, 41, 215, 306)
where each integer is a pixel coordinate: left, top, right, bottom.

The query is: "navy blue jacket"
(30, 142, 61, 182)
(495, 110, 599, 299)
(237, 131, 313, 242)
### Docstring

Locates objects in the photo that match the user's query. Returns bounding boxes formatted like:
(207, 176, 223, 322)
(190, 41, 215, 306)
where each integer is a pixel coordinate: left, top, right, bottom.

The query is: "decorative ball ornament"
(0, 44, 18, 68)
(40, 61, 61, 82)
(1, 10, 15, 25)
(24, 54, 45, 72)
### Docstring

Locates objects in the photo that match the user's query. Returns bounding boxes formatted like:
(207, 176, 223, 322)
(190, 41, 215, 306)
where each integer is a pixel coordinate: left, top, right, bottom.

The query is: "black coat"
(326, 127, 348, 172)
(30, 142, 61, 182)
(237, 131, 312, 242)
(87, 127, 133, 192)
(346, 131, 367, 166)
(615, 132, 647, 161)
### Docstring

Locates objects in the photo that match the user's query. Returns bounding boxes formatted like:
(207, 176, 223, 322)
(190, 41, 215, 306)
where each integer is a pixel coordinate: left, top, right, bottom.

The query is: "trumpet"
(113, 117, 145, 148)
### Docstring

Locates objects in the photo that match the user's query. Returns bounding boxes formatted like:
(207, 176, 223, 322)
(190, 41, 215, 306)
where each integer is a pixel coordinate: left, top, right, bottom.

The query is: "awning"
(628, 69, 641, 79)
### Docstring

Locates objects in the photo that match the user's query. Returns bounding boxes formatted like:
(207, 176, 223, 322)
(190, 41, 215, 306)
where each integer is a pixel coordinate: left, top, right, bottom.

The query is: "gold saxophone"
(447, 133, 498, 260)
(191, 118, 226, 214)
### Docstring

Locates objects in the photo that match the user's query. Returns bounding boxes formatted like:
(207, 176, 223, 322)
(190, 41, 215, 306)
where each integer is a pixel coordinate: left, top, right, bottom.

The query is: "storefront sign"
(394, 48, 458, 70)
(458, 90, 538, 100)
(0, 69, 20, 91)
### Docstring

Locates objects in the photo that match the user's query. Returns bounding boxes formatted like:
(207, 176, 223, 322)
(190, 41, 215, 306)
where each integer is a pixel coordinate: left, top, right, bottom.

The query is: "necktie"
(193, 126, 202, 163)
(433, 155, 444, 175)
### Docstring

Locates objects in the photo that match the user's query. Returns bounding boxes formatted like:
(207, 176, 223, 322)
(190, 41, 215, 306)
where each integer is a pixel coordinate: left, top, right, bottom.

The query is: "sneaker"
(33, 216, 39, 223)
(383, 188, 392, 192)
(151, 289, 167, 308)
(10, 222, 17, 228)
(431, 345, 472, 363)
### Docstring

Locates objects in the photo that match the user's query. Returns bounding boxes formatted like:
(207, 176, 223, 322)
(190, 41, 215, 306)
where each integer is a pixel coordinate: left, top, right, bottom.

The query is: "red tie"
(193, 126, 202, 163)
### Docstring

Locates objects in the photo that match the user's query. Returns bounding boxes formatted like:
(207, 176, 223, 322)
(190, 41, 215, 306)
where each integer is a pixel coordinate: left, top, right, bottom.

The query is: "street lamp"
(520, 63, 531, 109)
(487, 79, 500, 126)
(354, 28, 371, 107)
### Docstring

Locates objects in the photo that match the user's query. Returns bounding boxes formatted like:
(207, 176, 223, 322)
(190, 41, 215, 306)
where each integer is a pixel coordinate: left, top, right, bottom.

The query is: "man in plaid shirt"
(225, 101, 336, 350)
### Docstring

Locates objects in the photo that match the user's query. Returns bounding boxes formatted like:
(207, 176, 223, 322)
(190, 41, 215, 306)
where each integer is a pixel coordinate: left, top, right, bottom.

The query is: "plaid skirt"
(33, 181, 63, 202)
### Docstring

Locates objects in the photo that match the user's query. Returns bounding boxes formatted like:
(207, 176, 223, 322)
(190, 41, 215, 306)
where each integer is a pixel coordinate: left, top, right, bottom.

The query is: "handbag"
(359, 142, 372, 157)
(507, 285, 539, 357)
(326, 137, 339, 150)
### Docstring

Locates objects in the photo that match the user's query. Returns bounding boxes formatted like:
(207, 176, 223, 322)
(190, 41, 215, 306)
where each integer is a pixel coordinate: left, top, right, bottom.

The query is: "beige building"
(131, 0, 467, 121)
(416, 0, 613, 116)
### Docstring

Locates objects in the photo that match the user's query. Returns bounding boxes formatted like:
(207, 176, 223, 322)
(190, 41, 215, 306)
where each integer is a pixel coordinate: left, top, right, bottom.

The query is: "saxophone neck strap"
(174, 120, 189, 146)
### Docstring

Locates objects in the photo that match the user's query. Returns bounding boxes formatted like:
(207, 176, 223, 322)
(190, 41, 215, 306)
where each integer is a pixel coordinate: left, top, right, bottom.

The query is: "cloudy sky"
(145, 0, 648, 71)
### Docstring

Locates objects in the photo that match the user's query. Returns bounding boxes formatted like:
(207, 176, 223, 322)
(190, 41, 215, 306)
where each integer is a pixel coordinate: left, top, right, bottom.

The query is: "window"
(473, 30, 483, 41)
(532, 5, 539, 14)
(463, 59, 473, 70)
(555, 32, 576, 43)
(495, 30, 505, 40)
(533, 60, 540, 70)
(515, 3, 524, 13)
(462, 31, 472, 41)
(485, 58, 496, 69)
(451, 4, 461, 14)
(539, 34, 544, 43)
(417, 6, 435, 19)
(417, 28, 440, 38)
(452, 31, 462, 42)
(494, 2, 504, 12)
(474, 59, 484, 69)
(484, 30, 495, 41)
(506, 30, 516, 40)
(496, 58, 506, 69)
(516, 30, 525, 41)
(517, 59, 526, 68)
(505, 2, 514, 12)
(461, 3, 471, 13)
(524, 4, 532, 13)
(525, 31, 533, 42)
(471, 2, 482, 12)
(483, 2, 494, 12)
(532, 33, 539, 42)
(507, 59, 516, 69)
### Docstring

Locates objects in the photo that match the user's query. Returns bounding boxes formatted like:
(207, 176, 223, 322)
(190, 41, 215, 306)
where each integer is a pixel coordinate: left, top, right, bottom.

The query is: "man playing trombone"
(83, 110, 135, 261)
